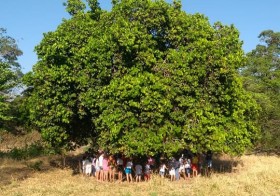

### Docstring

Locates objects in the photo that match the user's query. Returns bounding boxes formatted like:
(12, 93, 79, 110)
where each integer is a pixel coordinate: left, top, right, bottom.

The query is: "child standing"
(205, 151, 213, 177)
(184, 158, 191, 179)
(108, 155, 116, 182)
(95, 158, 100, 181)
(85, 159, 92, 176)
(148, 156, 155, 173)
(117, 155, 124, 182)
(82, 156, 87, 176)
(159, 162, 167, 178)
(192, 154, 199, 177)
(179, 155, 186, 180)
(125, 158, 133, 182)
(169, 166, 175, 181)
(169, 157, 176, 181)
(135, 162, 143, 182)
(91, 155, 97, 177)
(98, 152, 104, 181)
(102, 154, 109, 181)
(144, 162, 151, 181)
(82, 156, 92, 176)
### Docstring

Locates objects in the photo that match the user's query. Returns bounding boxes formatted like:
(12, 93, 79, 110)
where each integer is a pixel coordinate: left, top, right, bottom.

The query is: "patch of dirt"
(0, 158, 35, 186)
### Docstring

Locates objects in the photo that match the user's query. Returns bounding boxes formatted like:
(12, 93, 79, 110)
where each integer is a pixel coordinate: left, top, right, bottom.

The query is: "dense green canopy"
(24, 0, 259, 156)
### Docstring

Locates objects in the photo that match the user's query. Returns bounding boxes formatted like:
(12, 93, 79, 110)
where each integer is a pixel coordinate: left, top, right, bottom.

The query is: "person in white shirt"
(179, 155, 186, 180)
(159, 162, 167, 178)
(98, 152, 104, 181)
(184, 158, 191, 179)
(82, 156, 87, 175)
(85, 159, 92, 176)
(95, 158, 100, 180)
(82, 155, 92, 176)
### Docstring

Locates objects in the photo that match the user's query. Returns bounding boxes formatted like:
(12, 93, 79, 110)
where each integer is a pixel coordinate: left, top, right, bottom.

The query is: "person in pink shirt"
(102, 154, 109, 181)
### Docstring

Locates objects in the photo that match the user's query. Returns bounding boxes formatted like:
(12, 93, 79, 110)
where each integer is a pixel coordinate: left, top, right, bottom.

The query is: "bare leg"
(100, 170, 104, 181)
(112, 170, 115, 182)
(119, 171, 123, 182)
(96, 171, 100, 181)
(104, 171, 108, 181)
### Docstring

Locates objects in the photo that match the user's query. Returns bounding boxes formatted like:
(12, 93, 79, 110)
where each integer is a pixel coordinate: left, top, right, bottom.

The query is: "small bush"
(9, 148, 25, 160)
(27, 160, 43, 171)
(3, 142, 48, 160)
(0, 151, 5, 158)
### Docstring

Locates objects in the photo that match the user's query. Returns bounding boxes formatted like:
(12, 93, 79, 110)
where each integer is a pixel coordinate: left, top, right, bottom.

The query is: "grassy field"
(0, 154, 279, 196)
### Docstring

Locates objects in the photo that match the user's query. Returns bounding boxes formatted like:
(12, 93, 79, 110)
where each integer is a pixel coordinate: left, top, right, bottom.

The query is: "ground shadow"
(0, 152, 260, 186)
(0, 166, 33, 186)
(0, 153, 83, 186)
(48, 154, 83, 176)
(63, 153, 245, 178)
(211, 154, 243, 174)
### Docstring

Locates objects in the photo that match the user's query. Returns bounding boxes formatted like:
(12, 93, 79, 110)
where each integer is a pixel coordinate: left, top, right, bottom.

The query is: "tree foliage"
(25, 0, 258, 156)
(242, 30, 280, 151)
(0, 28, 22, 125)
(63, 0, 86, 16)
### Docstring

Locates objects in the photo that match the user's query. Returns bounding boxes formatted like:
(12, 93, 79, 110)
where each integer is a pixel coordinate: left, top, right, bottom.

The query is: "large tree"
(0, 28, 22, 126)
(242, 30, 280, 152)
(25, 0, 258, 156)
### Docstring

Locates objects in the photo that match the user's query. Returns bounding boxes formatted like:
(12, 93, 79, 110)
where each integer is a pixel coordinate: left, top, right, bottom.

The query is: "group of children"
(157, 152, 212, 181)
(81, 150, 213, 182)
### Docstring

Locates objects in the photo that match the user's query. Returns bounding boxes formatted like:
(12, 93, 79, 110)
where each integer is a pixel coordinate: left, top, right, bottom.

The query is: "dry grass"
(0, 131, 41, 152)
(0, 154, 279, 196)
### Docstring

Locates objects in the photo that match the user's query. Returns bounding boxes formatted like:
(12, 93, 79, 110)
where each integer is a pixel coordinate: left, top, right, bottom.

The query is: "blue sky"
(1, 0, 279, 74)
